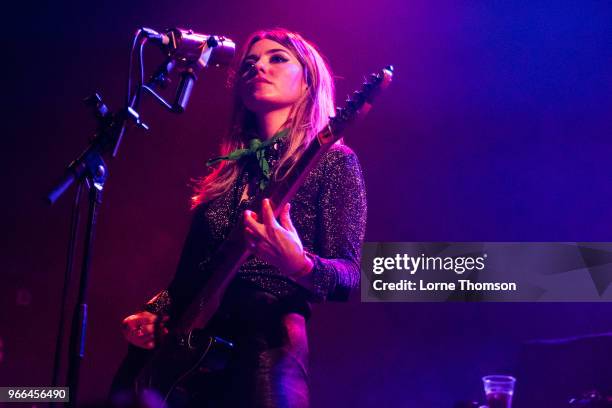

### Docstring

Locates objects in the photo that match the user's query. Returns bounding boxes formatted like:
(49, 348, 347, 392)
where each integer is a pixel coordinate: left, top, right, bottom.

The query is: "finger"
(134, 332, 155, 343)
(121, 317, 135, 330)
(244, 225, 258, 238)
(128, 333, 153, 349)
(155, 316, 170, 331)
(125, 315, 156, 327)
(244, 221, 265, 249)
(262, 199, 278, 229)
(279, 203, 297, 234)
(243, 209, 261, 225)
(132, 323, 154, 335)
(139, 324, 158, 334)
(151, 324, 169, 337)
(122, 319, 143, 333)
(244, 210, 266, 237)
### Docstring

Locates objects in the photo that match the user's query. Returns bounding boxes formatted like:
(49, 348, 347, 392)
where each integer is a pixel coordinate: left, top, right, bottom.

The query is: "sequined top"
(144, 140, 367, 320)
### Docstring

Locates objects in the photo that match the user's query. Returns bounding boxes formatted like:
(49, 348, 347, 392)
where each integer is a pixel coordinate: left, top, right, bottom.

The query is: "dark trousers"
(179, 282, 310, 408)
(111, 282, 310, 408)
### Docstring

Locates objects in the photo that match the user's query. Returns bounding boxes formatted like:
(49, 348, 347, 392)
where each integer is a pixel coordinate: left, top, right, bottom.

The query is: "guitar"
(111, 65, 394, 405)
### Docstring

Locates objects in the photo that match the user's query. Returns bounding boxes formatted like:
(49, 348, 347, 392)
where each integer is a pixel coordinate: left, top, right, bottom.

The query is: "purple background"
(3, 0, 612, 406)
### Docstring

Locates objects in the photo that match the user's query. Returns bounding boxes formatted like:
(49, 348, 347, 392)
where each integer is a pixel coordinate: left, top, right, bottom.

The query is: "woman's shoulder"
(319, 143, 362, 173)
(299, 143, 365, 194)
(324, 142, 358, 157)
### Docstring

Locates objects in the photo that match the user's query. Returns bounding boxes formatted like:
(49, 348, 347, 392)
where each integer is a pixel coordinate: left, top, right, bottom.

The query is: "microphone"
(142, 27, 235, 69)
(141, 27, 236, 112)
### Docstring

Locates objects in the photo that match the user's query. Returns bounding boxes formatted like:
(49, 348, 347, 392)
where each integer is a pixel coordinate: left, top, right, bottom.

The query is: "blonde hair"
(191, 28, 336, 208)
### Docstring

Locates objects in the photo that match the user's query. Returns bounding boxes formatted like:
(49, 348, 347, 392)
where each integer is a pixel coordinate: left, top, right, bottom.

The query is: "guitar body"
(110, 331, 234, 407)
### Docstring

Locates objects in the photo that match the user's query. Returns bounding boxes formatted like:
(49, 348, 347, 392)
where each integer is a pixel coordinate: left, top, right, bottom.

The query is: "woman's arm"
(296, 144, 367, 302)
(242, 143, 367, 302)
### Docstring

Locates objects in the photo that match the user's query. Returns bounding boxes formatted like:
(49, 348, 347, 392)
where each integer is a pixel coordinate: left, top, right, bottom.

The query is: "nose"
(242, 60, 266, 80)
(253, 60, 267, 73)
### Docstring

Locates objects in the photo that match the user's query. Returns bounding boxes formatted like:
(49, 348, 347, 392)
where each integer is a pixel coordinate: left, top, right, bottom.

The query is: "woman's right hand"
(121, 311, 169, 350)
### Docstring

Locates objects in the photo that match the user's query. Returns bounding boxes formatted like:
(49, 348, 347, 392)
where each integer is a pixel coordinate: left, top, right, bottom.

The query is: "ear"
(303, 68, 311, 90)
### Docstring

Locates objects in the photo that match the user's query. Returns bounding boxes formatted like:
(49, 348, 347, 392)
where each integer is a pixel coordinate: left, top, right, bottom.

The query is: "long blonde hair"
(191, 28, 336, 208)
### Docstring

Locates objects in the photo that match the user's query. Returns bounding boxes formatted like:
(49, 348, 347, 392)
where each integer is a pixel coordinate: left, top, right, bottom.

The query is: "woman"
(118, 28, 367, 407)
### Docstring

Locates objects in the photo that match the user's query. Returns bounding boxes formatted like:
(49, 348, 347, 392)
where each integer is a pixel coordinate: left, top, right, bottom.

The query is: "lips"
(250, 76, 272, 84)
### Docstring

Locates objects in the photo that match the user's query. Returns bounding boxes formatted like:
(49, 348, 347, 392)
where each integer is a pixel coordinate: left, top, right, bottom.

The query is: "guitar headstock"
(329, 65, 394, 137)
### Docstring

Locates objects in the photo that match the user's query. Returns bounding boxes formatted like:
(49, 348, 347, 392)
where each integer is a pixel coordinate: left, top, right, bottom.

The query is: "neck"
(256, 106, 292, 140)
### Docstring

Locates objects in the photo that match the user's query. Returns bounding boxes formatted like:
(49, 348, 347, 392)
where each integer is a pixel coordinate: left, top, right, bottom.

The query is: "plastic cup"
(482, 375, 516, 408)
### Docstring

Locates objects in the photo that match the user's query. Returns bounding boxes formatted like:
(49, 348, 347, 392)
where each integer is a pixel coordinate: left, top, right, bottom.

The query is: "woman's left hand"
(244, 198, 313, 278)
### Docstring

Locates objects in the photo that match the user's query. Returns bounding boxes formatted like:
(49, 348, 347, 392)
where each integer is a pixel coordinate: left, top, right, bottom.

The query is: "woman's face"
(239, 39, 308, 114)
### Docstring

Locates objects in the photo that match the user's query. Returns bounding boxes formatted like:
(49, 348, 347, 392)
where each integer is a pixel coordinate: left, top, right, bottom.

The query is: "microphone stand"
(46, 27, 234, 406)
(47, 56, 174, 408)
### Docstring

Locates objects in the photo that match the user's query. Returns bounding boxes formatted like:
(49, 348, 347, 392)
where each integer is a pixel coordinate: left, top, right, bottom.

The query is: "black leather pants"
(185, 281, 310, 408)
